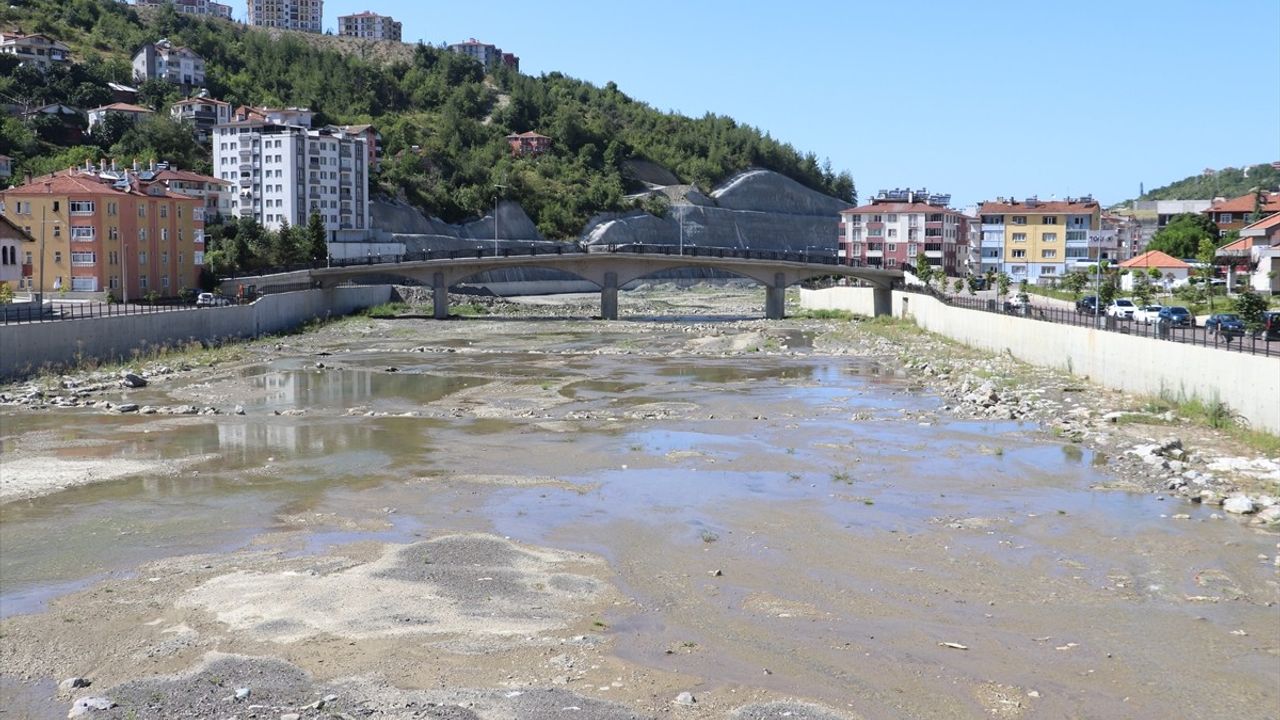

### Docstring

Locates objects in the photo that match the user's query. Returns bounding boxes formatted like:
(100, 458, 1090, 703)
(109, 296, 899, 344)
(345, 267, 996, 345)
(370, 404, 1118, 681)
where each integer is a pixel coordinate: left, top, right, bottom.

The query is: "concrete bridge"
(238, 246, 902, 320)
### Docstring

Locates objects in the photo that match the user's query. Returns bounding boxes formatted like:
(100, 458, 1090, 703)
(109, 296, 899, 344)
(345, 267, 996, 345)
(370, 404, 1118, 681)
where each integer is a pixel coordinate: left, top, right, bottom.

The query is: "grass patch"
(364, 302, 411, 318)
(791, 308, 857, 321)
(699, 529, 720, 543)
(451, 302, 490, 317)
(1138, 396, 1280, 455)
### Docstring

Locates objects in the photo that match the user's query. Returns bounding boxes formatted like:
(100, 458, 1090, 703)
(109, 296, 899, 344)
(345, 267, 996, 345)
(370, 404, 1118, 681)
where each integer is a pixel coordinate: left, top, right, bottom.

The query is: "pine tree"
(307, 211, 328, 263)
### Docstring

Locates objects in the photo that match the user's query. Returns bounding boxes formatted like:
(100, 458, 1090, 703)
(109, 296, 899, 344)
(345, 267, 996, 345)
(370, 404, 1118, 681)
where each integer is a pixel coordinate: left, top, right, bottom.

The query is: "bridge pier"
(765, 273, 786, 320)
(600, 272, 618, 320)
(872, 287, 892, 317)
(432, 272, 449, 319)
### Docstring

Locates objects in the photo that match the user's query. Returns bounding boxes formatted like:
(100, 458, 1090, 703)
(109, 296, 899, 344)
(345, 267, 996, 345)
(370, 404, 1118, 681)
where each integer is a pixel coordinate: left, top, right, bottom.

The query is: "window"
(52, 201, 60, 212)
(71, 226, 95, 241)
(1220, 213, 1232, 223)
(107, 202, 117, 216)
(139, 229, 147, 242)
(69, 201, 95, 215)
(109, 276, 119, 289)
(1012, 232, 1027, 242)
(886, 214, 898, 222)
(1042, 232, 1057, 243)
(1041, 266, 1057, 275)
(868, 227, 883, 237)
(52, 224, 61, 237)
(71, 276, 97, 292)
(139, 251, 147, 264)
(138, 205, 146, 218)
(16, 201, 31, 214)
(71, 251, 96, 266)
(887, 228, 898, 238)
(1041, 249, 1057, 259)
(1012, 216, 1027, 225)
(193, 251, 204, 265)
(1041, 216, 1057, 225)
(139, 274, 148, 289)
(887, 244, 897, 252)
(161, 228, 169, 241)
(1012, 249, 1026, 259)
(161, 276, 170, 290)
(871, 214, 883, 223)
(1066, 230, 1087, 242)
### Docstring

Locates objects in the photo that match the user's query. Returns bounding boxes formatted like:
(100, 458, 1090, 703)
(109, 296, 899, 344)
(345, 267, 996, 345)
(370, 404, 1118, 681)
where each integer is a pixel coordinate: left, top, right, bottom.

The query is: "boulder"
(1223, 496, 1256, 515)
(119, 372, 147, 389)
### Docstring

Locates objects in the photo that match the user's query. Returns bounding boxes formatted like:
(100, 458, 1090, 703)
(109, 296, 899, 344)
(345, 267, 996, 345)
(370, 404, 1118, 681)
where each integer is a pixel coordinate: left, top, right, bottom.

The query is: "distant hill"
(1132, 163, 1280, 203)
(0, 0, 855, 240)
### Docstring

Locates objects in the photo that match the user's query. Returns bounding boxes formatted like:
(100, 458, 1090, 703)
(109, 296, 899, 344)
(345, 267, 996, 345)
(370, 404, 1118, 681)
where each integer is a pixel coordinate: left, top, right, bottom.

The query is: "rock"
(234, 405, 246, 415)
(119, 372, 147, 389)
(674, 692, 697, 706)
(1223, 496, 1256, 515)
(58, 678, 91, 693)
(1255, 506, 1280, 526)
(140, 406, 158, 415)
(281, 714, 301, 720)
(67, 697, 114, 717)
(116, 403, 139, 413)
(234, 688, 251, 701)
(323, 694, 338, 703)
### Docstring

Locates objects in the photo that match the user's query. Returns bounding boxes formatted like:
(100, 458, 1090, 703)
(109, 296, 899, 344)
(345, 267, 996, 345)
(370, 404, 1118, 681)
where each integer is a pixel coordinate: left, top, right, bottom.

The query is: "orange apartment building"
(0, 169, 205, 300)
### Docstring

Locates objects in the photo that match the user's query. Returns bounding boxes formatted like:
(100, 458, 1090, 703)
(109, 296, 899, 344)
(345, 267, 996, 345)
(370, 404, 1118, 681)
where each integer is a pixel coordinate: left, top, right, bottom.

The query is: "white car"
(1105, 298, 1136, 320)
(196, 292, 233, 307)
(1132, 305, 1164, 324)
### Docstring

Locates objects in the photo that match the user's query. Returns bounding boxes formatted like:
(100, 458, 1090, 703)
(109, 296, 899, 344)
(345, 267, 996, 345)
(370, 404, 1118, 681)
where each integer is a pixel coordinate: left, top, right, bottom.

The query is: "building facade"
(338, 11, 402, 41)
(135, 0, 233, 18)
(171, 95, 232, 143)
(978, 197, 1100, 283)
(133, 40, 205, 86)
(0, 33, 70, 70)
(838, 189, 970, 276)
(0, 167, 206, 299)
(87, 103, 154, 132)
(447, 38, 519, 71)
(505, 131, 551, 157)
(0, 215, 35, 287)
(213, 119, 369, 241)
(247, 0, 323, 33)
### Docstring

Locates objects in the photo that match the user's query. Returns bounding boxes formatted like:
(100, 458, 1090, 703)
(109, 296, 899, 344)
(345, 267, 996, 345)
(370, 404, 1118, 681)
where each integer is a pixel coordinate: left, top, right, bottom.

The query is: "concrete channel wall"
(0, 286, 392, 379)
(800, 287, 1280, 434)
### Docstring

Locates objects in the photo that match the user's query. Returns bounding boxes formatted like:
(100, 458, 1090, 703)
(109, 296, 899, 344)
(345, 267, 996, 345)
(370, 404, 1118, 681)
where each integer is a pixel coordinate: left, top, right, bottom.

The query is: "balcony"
(865, 250, 884, 257)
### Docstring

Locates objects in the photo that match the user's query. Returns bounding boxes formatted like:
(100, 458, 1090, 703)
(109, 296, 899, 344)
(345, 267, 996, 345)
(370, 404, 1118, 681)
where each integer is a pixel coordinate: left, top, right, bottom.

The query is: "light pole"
(493, 182, 506, 255)
(678, 204, 684, 256)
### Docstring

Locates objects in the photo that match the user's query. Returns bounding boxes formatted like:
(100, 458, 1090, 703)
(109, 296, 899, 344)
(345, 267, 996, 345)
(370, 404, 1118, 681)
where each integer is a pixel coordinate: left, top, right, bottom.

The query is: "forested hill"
(0, 0, 856, 239)
(1132, 163, 1280, 203)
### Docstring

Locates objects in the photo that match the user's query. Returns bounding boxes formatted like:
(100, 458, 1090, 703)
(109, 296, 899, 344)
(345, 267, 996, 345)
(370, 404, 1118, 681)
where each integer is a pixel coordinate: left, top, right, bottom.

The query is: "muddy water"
(1, 324, 1278, 719)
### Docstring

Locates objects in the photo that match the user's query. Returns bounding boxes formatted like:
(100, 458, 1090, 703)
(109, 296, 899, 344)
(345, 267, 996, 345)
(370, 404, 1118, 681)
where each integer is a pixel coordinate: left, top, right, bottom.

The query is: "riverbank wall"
(800, 287, 1280, 434)
(0, 286, 391, 379)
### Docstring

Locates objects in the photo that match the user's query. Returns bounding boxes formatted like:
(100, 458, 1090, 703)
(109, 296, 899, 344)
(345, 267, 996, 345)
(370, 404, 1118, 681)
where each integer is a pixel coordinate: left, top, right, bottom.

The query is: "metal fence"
(0, 299, 207, 325)
(900, 285, 1279, 358)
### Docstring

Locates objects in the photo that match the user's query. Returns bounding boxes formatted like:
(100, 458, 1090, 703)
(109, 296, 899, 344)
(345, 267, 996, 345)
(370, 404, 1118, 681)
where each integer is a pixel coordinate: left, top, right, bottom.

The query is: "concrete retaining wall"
(800, 287, 1280, 434)
(0, 286, 391, 379)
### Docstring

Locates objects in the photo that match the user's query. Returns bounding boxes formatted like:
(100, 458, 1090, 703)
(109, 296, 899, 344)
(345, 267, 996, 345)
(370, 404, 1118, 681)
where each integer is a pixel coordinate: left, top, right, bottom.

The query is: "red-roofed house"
(1218, 214, 1280, 294)
(506, 131, 551, 158)
(1118, 250, 1190, 291)
(840, 189, 971, 275)
(87, 103, 154, 132)
(0, 166, 205, 299)
(1202, 191, 1280, 234)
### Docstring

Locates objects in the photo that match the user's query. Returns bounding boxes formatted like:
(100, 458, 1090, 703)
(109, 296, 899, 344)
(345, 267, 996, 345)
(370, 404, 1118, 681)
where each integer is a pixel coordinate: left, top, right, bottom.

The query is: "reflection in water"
(241, 364, 488, 411)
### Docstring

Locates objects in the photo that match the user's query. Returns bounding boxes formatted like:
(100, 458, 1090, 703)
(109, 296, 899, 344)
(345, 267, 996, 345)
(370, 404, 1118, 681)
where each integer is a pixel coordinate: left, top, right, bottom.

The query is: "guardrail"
(900, 285, 1279, 358)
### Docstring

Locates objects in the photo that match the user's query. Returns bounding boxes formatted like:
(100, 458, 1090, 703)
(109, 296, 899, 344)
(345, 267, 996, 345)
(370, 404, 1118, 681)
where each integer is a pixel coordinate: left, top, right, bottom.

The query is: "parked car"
(1005, 292, 1030, 312)
(1105, 298, 1136, 320)
(1075, 295, 1100, 314)
(1157, 306, 1193, 327)
(1204, 313, 1245, 338)
(196, 292, 233, 307)
(1133, 305, 1164, 324)
(1261, 311, 1280, 341)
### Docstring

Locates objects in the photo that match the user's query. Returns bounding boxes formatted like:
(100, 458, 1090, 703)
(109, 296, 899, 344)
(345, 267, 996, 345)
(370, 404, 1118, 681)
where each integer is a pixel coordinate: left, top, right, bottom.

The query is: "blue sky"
(272, 0, 1276, 206)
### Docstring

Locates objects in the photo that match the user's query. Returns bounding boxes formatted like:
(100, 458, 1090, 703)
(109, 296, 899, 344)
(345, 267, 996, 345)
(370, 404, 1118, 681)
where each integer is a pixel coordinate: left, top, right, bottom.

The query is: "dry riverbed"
(0, 284, 1277, 719)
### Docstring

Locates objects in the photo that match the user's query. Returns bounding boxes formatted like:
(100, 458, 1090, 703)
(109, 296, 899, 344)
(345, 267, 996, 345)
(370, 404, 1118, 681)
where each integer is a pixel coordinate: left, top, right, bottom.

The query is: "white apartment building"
(338, 11, 402, 41)
(247, 0, 323, 33)
(213, 120, 369, 242)
(977, 215, 1005, 275)
(133, 39, 205, 86)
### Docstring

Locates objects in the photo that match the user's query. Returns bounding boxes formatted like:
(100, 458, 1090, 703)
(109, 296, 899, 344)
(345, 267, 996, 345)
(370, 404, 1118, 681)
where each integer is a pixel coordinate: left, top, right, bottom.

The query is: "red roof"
(1118, 250, 1190, 269)
(1240, 213, 1280, 233)
(92, 103, 153, 114)
(978, 199, 1099, 214)
(173, 96, 229, 107)
(153, 168, 226, 185)
(1203, 191, 1280, 215)
(2, 171, 130, 196)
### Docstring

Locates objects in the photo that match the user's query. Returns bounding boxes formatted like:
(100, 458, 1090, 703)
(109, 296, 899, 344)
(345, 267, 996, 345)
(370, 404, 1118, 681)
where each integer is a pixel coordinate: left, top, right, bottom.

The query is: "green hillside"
(1135, 163, 1280, 203)
(0, 0, 856, 240)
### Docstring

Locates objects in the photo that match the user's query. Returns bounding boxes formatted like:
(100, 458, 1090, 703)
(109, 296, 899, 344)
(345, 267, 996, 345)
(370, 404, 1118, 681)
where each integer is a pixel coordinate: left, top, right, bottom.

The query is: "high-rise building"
(246, 0, 323, 33)
(838, 189, 970, 276)
(977, 197, 1100, 284)
(212, 116, 368, 241)
(338, 11, 402, 41)
(447, 38, 519, 72)
(0, 163, 208, 299)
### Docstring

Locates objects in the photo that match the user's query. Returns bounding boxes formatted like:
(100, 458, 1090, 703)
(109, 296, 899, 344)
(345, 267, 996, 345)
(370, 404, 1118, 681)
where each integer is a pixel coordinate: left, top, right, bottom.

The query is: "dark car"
(1262, 311, 1280, 341)
(1076, 295, 1100, 314)
(1204, 313, 1245, 338)
(1157, 306, 1193, 327)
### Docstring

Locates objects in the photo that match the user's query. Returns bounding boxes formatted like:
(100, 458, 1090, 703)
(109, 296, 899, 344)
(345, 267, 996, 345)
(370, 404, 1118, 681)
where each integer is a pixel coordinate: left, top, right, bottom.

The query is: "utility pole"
(493, 180, 506, 255)
(37, 205, 46, 306)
